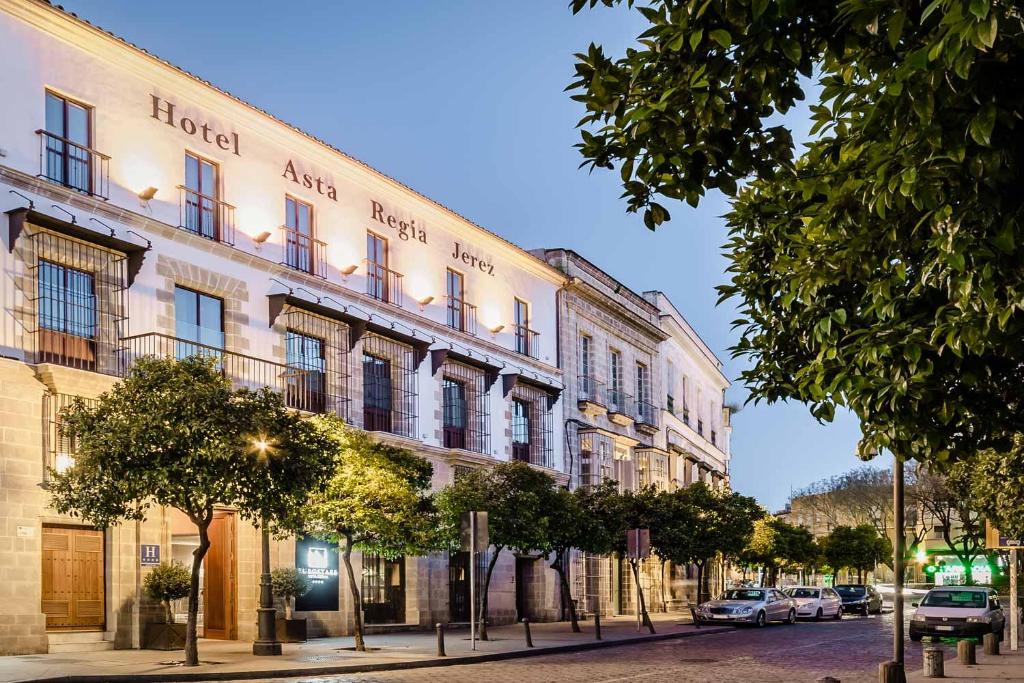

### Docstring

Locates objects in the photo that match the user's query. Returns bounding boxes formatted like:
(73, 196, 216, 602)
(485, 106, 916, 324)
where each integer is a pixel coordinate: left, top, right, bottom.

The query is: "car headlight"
(967, 616, 992, 624)
(912, 614, 927, 622)
(739, 607, 753, 615)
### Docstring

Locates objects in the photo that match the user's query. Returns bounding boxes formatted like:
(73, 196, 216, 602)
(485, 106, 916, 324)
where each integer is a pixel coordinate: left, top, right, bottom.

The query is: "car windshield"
(921, 590, 987, 608)
(835, 586, 866, 597)
(720, 589, 764, 601)
(788, 588, 820, 599)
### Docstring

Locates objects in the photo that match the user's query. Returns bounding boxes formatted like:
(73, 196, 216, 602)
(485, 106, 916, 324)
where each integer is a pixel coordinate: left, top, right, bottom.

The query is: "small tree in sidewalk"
(144, 562, 191, 624)
(305, 417, 437, 651)
(49, 356, 334, 666)
(271, 568, 310, 620)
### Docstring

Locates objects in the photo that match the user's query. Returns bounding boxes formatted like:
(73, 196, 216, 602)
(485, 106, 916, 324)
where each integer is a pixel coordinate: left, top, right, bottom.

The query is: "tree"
(305, 417, 437, 651)
(741, 517, 817, 586)
(48, 356, 333, 666)
(912, 462, 987, 584)
(607, 487, 660, 633)
(143, 562, 191, 624)
(271, 568, 310, 620)
(570, 0, 1024, 467)
(820, 525, 889, 584)
(435, 461, 553, 640)
(648, 487, 698, 610)
(973, 436, 1024, 540)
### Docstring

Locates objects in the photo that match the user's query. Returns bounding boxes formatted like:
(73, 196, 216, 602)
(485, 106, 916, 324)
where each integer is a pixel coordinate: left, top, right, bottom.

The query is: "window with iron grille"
(283, 308, 350, 420)
(23, 228, 128, 374)
(511, 383, 552, 467)
(42, 392, 97, 483)
(440, 361, 489, 454)
(360, 334, 417, 438)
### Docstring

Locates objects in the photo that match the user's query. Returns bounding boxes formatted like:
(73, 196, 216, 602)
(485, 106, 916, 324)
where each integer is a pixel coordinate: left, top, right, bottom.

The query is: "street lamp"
(252, 437, 282, 656)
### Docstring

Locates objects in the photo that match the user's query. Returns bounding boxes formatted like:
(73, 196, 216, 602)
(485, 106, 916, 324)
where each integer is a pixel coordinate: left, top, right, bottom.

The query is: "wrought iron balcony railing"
(606, 388, 633, 417)
(280, 226, 327, 278)
(636, 400, 660, 429)
(577, 375, 605, 405)
(364, 260, 404, 306)
(177, 186, 236, 245)
(513, 324, 540, 359)
(446, 297, 478, 335)
(36, 130, 110, 200)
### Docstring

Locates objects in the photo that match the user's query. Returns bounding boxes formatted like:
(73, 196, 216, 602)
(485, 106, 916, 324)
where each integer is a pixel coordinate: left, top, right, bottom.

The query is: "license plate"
(936, 626, 954, 632)
(713, 614, 730, 619)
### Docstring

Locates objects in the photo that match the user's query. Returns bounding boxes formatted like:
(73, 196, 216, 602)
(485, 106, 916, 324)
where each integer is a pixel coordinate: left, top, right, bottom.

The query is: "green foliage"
(271, 567, 310, 600)
(820, 525, 889, 578)
(973, 437, 1024, 540)
(143, 562, 190, 623)
(305, 416, 437, 557)
(913, 461, 986, 582)
(570, 0, 1024, 464)
(741, 516, 818, 584)
(47, 356, 334, 665)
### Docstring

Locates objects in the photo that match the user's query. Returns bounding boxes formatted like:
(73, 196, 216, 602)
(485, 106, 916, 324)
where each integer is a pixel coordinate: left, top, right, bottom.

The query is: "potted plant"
(272, 567, 311, 642)
(143, 561, 190, 650)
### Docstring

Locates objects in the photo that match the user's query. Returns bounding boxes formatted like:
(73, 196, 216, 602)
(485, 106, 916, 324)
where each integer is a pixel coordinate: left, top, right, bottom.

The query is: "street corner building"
(0, 0, 733, 656)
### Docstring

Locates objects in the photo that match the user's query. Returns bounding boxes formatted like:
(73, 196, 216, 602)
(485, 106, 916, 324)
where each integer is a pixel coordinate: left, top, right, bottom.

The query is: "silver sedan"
(695, 587, 797, 627)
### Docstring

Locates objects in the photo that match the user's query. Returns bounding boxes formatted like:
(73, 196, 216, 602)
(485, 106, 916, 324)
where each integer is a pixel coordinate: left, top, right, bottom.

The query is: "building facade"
(0, 0, 567, 654)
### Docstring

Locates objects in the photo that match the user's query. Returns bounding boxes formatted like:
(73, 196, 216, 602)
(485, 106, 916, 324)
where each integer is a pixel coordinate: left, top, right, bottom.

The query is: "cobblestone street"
(253, 610, 922, 683)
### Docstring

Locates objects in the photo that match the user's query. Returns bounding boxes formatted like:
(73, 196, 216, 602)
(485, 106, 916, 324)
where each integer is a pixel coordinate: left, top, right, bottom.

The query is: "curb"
(22, 626, 734, 683)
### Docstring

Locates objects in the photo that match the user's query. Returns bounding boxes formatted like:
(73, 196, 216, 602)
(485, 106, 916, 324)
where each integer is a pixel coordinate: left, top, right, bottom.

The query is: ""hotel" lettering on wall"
(150, 95, 240, 156)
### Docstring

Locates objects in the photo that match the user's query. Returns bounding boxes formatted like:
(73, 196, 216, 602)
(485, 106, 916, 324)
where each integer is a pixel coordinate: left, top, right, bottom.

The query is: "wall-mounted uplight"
(252, 230, 272, 251)
(417, 295, 434, 311)
(489, 324, 505, 339)
(340, 264, 358, 281)
(138, 186, 158, 210)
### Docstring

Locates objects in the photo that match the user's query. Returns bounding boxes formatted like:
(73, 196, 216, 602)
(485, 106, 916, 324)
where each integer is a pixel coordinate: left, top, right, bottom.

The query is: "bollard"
(922, 642, 944, 678)
(984, 632, 1000, 656)
(957, 639, 976, 665)
(523, 618, 534, 648)
(690, 607, 702, 629)
(594, 610, 602, 640)
(878, 661, 904, 683)
(435, 623, 446, 657)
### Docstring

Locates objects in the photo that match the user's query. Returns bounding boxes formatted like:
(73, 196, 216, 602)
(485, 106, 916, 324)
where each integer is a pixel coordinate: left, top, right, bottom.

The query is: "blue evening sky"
(58, 0, 865, 511)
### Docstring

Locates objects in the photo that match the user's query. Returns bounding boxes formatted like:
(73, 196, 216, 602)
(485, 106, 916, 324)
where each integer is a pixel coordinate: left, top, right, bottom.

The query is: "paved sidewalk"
(0, 613, 730, 683)
(908, 643, 1024, 682)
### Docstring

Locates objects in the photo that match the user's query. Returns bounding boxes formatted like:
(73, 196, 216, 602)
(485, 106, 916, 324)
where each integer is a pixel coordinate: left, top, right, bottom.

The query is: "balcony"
(280, 226, 326, 278)
(36, 130, 110, 200)
(513, 324, 540, 359)
(635, 399, 660, 435)
(122, 332, 349, 420)
(606, 388, 634, 426)
(177, 186, 236, 245)
(364, 260, 404, 306)
(577, 375, 605, 415)
(446, 297, 478, 335)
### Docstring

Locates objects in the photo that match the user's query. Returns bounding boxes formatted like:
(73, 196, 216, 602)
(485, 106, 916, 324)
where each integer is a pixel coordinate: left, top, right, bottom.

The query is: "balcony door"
(37, 260, 97, 370)
(442, 377, 468, 449)
(366, 232, 388, 301)
(44, 92, 92, 193)
(363, 353, 393, 432)
(286, 330, 326, 412)
(174, 287, 223, 359)
(285, 196, 314, 274)
(184, 153, 219, 239)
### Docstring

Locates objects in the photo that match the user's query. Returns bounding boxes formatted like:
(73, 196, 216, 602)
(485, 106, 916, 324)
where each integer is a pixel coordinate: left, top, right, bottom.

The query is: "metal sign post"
(460, 511, 489, 652)
(626, 528, 651, 632)
(1012, 546, 1019, 652)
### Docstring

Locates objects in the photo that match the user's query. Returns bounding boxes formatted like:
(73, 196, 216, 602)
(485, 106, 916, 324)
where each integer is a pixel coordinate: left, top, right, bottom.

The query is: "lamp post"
(252, 438, 282, 656)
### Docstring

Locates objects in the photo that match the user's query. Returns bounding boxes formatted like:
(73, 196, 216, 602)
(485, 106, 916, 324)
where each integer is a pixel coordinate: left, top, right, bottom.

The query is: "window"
(578, 334, 595, 399)
(366, 232, 389, 302)
(38, 260, 97, 368)
(363, 353, 393, 432)
(609, 349, 623, 410)
(511, 398, 531, 462)
(43, 92, 92, 193)
(174, 286, 223, 350)
(666, 360, 675, 413)
(681, 375, 690, 423)
(442, 377, 468, 449)
(446, 269, 467, 331)
(284, 196, 315, 273)
(286, 330, 326, 412)
(636, 362, 649, 402)
(514, 299, 533, 356)
(181, 153, 219, 239)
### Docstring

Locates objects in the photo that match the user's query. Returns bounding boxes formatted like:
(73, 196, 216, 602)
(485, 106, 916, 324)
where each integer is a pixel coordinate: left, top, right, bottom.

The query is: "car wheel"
(786, 609, 797, 625)
(755, 610, 766, 628)
(833, 606, 843, 620)
(815, 607, 823, 621)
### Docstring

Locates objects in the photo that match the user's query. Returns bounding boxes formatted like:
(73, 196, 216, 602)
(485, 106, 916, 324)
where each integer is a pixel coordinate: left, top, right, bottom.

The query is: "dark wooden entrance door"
(41, 526, 104, 629)
(449, 551, 471, 622)
(515, 557, 532, 622)
(362, 554, 405, 624)
(204, 510, 237, 639)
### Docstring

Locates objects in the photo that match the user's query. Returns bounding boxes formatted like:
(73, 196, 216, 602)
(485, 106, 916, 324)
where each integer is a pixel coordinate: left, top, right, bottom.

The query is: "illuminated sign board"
(294, 534, 339, 612)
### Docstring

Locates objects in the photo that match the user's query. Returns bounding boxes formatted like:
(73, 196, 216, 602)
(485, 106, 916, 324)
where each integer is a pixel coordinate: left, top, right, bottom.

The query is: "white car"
(910, 586, 1005, 642)
(785, 586, 844, 620)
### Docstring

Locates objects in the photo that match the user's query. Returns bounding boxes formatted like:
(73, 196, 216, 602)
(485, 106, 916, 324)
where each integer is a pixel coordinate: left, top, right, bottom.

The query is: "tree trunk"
(479, 546, 502, 641)
(184, 516, 211, 667)
(551, 556, 581, 633)
(164, 600, 173, 625)
(285, 597, 292, 620)
(660, 559, 668, 612)
(341, 535, 365, 652)
(629, 559, 655, 633)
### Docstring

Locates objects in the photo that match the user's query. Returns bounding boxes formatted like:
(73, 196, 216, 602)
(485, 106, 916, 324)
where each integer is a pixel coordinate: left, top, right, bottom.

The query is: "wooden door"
(203, 510, 237, 639)
(41, 526, 104, 629)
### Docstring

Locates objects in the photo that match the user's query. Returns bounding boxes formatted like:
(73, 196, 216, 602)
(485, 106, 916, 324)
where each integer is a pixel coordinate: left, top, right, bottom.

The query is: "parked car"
(835, 584, 883, 615)
(910, 586, 1005, 642)
(785, 586, 844, 620)
(695, 588, 797, 627)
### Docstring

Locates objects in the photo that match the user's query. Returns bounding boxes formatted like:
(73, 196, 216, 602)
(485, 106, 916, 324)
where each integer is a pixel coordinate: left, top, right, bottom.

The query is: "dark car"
(835, 584, 883, 615)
